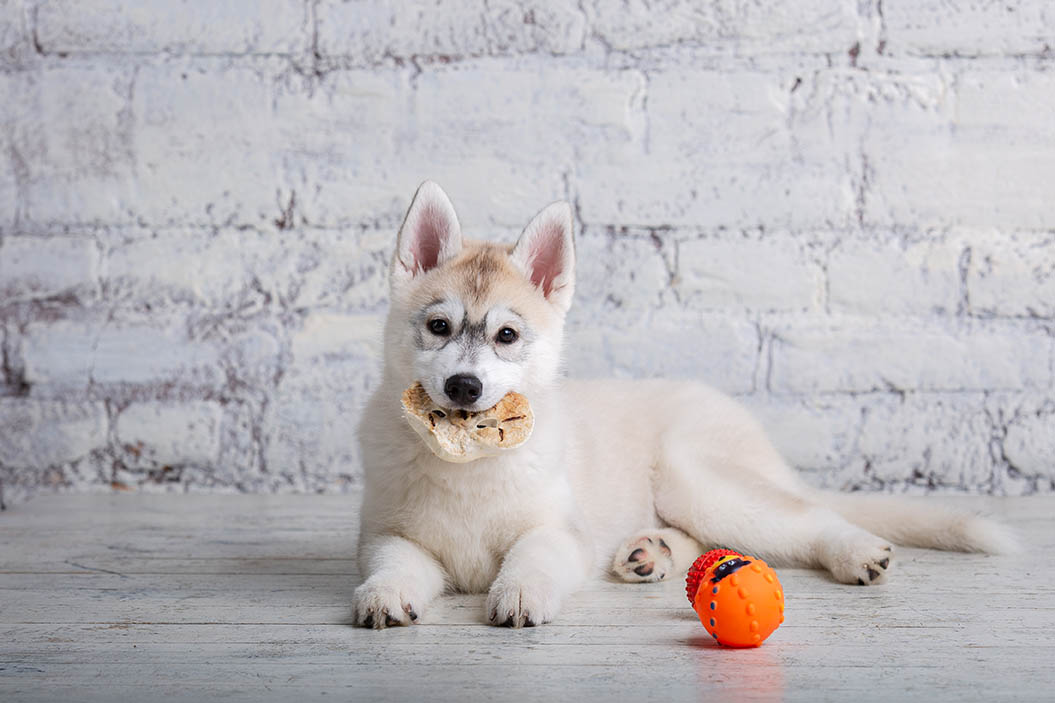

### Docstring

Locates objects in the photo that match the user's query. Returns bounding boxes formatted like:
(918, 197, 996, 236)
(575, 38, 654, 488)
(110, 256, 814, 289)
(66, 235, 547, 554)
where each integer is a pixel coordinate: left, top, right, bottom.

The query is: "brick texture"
(1, 1, 1053, 505)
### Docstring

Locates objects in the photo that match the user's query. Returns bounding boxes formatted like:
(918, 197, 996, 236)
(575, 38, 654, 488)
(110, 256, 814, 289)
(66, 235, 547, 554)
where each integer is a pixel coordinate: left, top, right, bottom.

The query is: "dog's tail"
(814, 490, 1020, 554)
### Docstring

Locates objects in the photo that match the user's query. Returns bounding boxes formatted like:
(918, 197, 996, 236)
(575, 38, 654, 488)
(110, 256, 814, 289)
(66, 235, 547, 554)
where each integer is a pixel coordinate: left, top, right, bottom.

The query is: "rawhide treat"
(401, 382, 534, 463)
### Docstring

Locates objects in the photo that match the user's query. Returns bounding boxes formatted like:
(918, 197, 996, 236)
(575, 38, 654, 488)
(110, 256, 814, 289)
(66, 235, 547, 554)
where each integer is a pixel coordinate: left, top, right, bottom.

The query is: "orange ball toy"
(686, 550, 784, 647)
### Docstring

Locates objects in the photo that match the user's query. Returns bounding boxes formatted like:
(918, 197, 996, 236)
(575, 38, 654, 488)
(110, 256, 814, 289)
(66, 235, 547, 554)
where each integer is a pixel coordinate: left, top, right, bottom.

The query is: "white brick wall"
(1, 0, 1053, 506)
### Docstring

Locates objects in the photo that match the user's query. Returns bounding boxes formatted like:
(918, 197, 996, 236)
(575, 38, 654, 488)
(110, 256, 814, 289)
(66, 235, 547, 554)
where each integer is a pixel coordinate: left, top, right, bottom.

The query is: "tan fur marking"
(406, 238, 561, 334)
(453, 246, 506, 303)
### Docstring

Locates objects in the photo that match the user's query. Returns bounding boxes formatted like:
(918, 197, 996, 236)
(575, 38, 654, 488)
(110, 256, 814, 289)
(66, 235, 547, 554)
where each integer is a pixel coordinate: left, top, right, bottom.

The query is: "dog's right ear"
(391, 181, 463, 287)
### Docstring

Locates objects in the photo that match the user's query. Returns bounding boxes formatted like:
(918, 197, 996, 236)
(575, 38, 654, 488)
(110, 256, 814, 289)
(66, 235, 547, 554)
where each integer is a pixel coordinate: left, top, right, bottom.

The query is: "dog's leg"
(653, 465, 894, 586)
(353, 535, 449, 629)
(612, 527, 703, 583)
(485, 525, 589, 628)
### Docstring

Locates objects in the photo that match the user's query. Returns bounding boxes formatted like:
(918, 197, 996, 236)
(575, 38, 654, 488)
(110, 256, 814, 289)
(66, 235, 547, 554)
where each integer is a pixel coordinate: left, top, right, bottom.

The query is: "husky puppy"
(353, 181, 1015, 629)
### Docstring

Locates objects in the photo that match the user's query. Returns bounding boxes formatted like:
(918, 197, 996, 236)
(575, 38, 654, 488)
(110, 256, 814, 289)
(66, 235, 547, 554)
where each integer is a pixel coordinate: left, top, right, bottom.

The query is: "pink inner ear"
(528, 222, 566, 297)
(411, 205, 446, 272)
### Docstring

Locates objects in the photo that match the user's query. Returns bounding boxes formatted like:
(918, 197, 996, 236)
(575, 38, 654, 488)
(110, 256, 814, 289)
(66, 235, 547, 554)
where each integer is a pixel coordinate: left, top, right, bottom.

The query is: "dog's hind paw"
(613, 533, 674, 583)
(824, 534, 894, 586)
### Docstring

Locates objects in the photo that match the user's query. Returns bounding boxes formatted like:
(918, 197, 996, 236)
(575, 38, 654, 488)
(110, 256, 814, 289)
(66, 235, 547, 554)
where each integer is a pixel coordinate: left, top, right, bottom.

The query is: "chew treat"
(401, 382, 534, 463)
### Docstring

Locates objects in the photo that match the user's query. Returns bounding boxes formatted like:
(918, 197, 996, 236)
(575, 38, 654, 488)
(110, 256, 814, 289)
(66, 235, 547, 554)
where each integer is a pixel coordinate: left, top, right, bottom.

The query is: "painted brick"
(741, 393, 864, 474)
(263, 390, 366, 487)
(855, 394, 993, 489)
(283, 63, 635, 228)
(115, 401, 222, 466)
(406, 63, 636, 227)
(0, 399, 107, 467)
(565, 311, 759, 395)
(287, 311, 383, 375)
(588, 0, 858, 54)
(104, 229, 254, 308)
(221, 325, 284, 390)
(572, 229, 673, 317)
(999, 398, 1055, 493)
(132, 60, 282, 227)
(35, 0, 309, 55)
(576, 70, 855, 229)
(214, 400, 261, 483)
(827, 234, 963, 315)
(22, 316, 223, 390)
(968, 230, 1055, 319)
(674, 233, 822, 312)
(747, 392, 1009, 493)
(882, 1, 1055, 57)
(316, 0, 585, 63)
(2, 4, 1054, 500)
(271, 69, 408, 228)
(250, 228, 391, 311)
(863, 70, 1055, 230)
(0, 235, 99, 303)
(0, 115, 17, 230)
(264, 311, 382, 486)
(9, 65, 136, 226)
(769, 318, 1053, 393)
(0, 0, 28, 63)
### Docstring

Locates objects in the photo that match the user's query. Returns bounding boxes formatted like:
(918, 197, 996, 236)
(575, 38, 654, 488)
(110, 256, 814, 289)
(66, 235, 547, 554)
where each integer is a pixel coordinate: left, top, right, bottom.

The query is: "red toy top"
(685, 548, 740, 604)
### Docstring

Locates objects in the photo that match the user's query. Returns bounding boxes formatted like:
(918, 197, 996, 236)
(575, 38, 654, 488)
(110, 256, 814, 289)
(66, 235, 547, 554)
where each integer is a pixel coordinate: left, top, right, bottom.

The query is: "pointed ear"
(510, 201, 575, 312)
(391, 181, 463, 287)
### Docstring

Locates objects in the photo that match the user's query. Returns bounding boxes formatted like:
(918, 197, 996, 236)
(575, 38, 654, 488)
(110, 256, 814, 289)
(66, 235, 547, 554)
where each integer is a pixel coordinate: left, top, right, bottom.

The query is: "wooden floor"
(1, 493, 1053, 702)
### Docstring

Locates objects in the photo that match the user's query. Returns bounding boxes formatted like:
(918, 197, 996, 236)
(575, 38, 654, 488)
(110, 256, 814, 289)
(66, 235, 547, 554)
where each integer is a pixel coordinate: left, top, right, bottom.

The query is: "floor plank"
(1, 493, 1053, 702)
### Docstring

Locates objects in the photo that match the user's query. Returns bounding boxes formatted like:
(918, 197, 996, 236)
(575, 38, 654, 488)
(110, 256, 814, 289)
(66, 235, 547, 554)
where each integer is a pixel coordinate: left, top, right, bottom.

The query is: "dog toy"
(401, 382, 534, 463)
(685, 549, 784, 647)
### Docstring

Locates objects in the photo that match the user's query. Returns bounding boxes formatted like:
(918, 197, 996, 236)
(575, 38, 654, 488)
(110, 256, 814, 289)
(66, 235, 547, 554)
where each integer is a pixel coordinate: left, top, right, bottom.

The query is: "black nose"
(444, 374, 483, 405)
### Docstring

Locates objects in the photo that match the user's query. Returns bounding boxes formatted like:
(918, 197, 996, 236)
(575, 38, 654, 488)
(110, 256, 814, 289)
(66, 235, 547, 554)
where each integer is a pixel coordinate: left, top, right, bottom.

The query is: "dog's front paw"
(613, 533, 673, 583)
(486, 578, 560, 628)
(353, 578, 419, 629)
(825, 535, 894, 586)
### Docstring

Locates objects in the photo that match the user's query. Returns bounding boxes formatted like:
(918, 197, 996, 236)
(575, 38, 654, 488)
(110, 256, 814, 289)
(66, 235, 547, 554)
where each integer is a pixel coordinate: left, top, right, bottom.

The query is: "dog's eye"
(496, 327, 518, 344)
(427, 319, 450, 336)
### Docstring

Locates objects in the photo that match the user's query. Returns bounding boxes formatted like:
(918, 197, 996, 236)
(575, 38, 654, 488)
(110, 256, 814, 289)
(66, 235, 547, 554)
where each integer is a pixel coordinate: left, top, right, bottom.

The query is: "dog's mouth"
(426, 406, 496, 430)
(401, 382, 534, 463)
(419, 385, 492, 415)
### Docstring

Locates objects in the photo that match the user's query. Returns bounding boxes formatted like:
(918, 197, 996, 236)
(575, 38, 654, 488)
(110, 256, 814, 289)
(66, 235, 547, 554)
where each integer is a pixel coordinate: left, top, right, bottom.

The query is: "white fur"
(353, 182, 1018, 629)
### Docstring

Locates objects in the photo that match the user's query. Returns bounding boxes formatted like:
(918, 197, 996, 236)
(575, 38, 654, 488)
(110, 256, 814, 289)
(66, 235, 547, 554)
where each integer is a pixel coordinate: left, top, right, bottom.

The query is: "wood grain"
(1, 493, 1053, 702)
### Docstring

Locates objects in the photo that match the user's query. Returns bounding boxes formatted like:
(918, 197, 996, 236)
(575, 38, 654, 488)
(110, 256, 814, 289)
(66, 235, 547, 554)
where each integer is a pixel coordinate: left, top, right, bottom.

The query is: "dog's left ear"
(510, 201, 575, 312)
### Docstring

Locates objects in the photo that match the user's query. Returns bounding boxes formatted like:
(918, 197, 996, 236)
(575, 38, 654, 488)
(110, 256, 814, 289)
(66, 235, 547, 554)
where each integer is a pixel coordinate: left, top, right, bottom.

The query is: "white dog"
(353, 181, 1015, 629)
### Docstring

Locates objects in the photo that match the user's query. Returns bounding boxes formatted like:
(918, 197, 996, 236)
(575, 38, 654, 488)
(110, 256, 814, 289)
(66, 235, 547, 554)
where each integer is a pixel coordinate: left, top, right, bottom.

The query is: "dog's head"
(383, 181, 574, 411)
